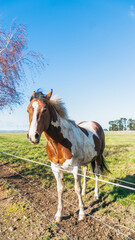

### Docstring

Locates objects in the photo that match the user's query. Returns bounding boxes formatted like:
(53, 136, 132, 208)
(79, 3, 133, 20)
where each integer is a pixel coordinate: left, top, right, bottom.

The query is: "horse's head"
(27, 90, 53, 144)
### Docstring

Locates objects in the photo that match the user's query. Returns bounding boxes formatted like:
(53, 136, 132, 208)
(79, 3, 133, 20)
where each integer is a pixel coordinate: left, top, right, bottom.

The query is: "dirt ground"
(0, 162, 135, 240)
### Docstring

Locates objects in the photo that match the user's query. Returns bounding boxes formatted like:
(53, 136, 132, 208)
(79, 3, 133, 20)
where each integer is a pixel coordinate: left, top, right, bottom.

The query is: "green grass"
(0, 132, 55, 188)
(0, 132, 135, 219)
(85, 134, 135, 210)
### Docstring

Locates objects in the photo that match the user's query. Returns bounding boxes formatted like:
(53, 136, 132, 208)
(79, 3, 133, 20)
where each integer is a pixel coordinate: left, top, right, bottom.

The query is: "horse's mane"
(30, 91, 77, 127)
(30, 91, 68, 119)
(50, 95, 68, 119)
(30, 91, 47, 102)
(50, 97, 77, 126)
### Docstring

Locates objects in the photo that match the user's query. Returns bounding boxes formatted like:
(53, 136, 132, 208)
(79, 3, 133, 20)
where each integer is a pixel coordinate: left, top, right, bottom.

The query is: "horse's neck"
(45, 113, 73, 164)
(45, 112, 75, 144)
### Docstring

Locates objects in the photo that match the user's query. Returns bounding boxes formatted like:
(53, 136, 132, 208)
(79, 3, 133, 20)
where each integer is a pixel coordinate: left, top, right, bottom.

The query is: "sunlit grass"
(0, 132, 135, 211)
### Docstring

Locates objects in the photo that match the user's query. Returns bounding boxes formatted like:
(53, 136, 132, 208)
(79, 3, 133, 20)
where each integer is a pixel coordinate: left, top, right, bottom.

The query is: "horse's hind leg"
(73, 166, 85, 221)
(51, 163, 64, 223)
(94, 161, 100, 200)
(82, 165, 87, 196)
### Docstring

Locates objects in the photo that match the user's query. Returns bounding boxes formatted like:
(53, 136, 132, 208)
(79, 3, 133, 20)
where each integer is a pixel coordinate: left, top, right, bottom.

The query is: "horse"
(27, 89, 109, 223)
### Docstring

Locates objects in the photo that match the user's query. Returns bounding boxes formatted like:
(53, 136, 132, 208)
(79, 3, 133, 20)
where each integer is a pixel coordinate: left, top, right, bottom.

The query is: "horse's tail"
(91, 155, 110, 174)
(100, 155, 110, 173)
(91, 160, 96, 173)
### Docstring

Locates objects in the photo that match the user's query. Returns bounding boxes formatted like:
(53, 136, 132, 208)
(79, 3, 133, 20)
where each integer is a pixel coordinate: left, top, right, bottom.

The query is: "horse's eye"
(43, 108, 47, 113)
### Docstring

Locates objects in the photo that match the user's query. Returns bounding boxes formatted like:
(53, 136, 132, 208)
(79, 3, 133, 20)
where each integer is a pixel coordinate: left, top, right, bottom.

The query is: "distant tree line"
(109, 118, 135, 131)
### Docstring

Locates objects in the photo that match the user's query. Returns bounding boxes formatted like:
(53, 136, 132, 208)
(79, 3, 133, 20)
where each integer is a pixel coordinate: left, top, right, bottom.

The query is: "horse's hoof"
(54, 216, 62, 223)
(94, 195, 99, 200)
(82, 192, 86, 197)
(78, 213, 85, 221)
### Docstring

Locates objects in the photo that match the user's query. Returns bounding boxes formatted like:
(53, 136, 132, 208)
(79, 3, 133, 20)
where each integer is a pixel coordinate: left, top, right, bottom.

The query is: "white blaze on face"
(29, 101, 39, 141)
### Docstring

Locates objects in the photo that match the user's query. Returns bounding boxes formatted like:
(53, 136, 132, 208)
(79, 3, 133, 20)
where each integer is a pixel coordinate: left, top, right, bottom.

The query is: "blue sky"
(1, 0, 135, 130)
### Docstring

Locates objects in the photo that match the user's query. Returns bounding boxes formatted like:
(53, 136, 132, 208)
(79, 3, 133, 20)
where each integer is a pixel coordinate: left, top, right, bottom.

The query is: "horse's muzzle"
(27, 131, 40, 144)
(27, 132, 29, 139)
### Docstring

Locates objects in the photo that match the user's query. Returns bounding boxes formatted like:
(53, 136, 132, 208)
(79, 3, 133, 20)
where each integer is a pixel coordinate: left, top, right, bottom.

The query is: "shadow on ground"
(87, 174, 135, 216)
(110, 174, 135, 200)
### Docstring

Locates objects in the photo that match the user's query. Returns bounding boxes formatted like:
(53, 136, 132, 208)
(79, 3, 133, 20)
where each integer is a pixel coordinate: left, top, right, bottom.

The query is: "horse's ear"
(32, 91, 36, 97)
(46, 89, 53, 100)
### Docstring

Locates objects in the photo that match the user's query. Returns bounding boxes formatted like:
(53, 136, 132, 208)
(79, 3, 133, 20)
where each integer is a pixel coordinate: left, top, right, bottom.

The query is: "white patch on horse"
(79, 121, 98, 137)
(51, 117, 97, 166)
(78, 121, 98, 164)
(61, 158, 73, 170)
(29, 101, 39, 140)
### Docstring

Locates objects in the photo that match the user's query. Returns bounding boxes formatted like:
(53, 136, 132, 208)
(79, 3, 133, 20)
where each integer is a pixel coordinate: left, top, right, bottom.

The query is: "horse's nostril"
(35, 133, 39, 139)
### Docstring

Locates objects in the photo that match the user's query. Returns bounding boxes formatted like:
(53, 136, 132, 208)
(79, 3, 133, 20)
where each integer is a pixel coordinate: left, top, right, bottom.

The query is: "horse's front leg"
(51, 163, 64, 223)
(73, 166, 85, 221)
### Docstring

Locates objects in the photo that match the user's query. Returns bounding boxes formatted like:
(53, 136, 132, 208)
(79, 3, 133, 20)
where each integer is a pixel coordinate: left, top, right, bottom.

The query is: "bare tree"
(0, 22, 45, 110)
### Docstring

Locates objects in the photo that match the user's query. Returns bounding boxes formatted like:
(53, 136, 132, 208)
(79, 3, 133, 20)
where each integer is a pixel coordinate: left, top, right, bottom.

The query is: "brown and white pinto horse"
(27, 90, 109, 222)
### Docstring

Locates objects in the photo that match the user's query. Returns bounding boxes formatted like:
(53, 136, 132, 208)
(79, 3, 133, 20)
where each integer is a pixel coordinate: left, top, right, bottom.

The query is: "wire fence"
(0, 151, 135, 191)
(3, 147, 135, 187)
(0, 175, 73, 240)
(0, 162, 134, 240)
(0, 150, 135, 239)
(1, 144, 135, 187)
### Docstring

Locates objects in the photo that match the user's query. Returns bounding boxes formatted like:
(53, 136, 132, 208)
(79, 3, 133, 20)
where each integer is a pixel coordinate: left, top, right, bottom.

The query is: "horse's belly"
(81, 143, 97, 164)
(77, 121, 99, 164)
(79, 131, 97, 164)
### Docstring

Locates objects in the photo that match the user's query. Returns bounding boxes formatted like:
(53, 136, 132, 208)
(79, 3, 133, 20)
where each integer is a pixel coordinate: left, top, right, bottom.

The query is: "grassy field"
(0, 132, 135, 239)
